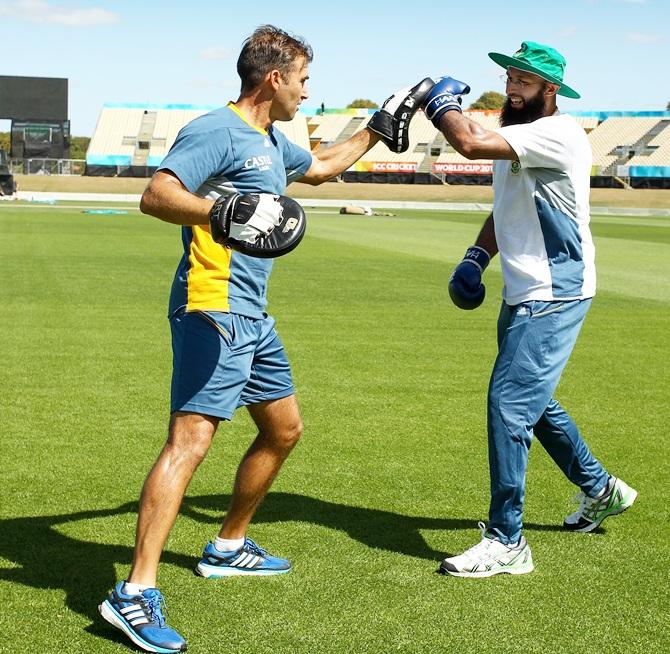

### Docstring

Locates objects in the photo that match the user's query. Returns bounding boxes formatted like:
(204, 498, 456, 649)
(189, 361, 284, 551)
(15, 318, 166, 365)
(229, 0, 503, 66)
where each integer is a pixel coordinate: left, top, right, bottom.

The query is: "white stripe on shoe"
(231, 552, 263, 568)
(120, 605, 150, 626)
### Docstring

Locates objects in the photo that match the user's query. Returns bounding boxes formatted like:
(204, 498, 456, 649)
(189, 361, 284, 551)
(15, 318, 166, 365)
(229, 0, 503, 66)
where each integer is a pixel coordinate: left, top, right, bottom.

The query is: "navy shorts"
(169, 310, 294, 420)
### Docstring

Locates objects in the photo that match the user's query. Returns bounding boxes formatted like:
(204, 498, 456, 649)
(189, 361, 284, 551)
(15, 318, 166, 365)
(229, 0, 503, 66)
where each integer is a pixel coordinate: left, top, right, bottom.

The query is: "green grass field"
(1, 205, 668, 654)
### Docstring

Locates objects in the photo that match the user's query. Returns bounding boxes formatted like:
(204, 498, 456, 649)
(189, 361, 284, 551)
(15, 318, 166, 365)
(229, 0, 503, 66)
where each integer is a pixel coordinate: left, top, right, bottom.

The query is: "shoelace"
(462, 522, 501, 563)
(244, 538, 268, 557)
(572, 490, 605, 511)
(142, 590, 168, 628)
(571, 489, 613, 521)
(572, 479, 614, 510)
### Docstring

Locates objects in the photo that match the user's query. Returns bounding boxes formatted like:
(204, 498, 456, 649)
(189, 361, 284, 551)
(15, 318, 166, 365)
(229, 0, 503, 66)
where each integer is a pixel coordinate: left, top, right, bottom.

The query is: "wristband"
(462, 246, 490, 272)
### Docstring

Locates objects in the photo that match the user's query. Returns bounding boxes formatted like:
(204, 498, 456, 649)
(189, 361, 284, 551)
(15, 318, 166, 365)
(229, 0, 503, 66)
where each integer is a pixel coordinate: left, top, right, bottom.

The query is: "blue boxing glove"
(423, 76, 471, 128)
(449, 246, 490, 310)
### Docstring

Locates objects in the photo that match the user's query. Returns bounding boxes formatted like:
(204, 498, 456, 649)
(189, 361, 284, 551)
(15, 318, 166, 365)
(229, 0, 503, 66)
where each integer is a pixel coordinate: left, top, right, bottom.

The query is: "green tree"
(0, 131, 90, 158)
(69, 136, 90, 160)
(469, 91, 505, 110)
(347, 98, 378, 109)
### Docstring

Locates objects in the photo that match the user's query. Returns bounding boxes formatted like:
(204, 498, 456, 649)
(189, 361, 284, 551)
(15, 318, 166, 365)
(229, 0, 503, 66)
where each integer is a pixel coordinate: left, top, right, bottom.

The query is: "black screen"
(0, 76, 68, 120)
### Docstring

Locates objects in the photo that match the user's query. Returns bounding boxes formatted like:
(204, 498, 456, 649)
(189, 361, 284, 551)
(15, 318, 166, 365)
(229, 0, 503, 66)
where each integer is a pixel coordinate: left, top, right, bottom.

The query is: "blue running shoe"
(195, 538, 291, 577)
(98, 581, 187, 653)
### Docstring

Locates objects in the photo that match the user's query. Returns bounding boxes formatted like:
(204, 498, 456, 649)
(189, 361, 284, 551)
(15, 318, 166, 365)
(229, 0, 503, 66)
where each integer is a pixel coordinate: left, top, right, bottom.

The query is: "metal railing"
(10, 158, 86, 175)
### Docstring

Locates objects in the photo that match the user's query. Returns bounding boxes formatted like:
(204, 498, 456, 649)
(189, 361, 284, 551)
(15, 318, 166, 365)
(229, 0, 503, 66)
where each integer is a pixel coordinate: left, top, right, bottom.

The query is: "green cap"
(488, 40, 580, 99)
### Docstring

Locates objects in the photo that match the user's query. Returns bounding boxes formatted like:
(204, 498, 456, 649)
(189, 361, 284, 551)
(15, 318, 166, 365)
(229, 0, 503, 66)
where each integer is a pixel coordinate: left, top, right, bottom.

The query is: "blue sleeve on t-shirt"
(158, 114, 234, 193)
(159, 110, 312, 193)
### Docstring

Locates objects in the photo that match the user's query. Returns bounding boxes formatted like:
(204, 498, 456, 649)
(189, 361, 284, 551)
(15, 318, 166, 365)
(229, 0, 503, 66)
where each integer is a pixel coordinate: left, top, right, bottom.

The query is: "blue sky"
(1, 0, 667, 136)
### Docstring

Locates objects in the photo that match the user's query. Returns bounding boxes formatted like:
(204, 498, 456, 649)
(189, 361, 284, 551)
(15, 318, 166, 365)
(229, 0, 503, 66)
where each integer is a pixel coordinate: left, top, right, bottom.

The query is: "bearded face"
(499, 83, 551, 127)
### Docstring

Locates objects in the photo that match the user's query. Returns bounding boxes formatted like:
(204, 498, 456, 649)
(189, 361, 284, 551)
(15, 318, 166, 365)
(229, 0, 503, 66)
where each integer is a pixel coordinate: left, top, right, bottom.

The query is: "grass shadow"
(0, 502, 194, 623)
(0, 491, 569, 630)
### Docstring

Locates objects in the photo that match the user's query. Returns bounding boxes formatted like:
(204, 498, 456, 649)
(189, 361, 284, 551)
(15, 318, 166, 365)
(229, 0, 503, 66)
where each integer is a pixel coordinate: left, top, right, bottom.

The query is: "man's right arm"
(140, 170, 213, 226)
(439, 112, 517, 161)
(424, 76, 517, 161)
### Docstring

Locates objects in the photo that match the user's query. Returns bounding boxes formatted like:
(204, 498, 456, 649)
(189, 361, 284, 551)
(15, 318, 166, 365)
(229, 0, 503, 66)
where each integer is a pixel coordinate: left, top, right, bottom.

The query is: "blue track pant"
(487, 299, 609, 544)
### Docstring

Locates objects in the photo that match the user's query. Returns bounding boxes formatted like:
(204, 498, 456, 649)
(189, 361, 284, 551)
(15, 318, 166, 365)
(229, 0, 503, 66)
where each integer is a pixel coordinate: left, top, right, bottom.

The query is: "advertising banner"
(432, 162, 493, 175)
(352, 161, 418, 173)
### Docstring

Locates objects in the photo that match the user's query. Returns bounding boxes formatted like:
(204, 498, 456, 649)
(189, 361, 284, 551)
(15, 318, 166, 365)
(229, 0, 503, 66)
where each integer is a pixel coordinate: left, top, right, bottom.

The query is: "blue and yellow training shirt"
(159, 103, 313, 318)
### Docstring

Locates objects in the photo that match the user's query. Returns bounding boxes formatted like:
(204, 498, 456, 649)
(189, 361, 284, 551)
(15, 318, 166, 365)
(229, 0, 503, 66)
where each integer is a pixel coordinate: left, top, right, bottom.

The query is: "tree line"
(0, 133, 90, 160)
(346, 91, 506, 111)
(348, 95, 670, 112)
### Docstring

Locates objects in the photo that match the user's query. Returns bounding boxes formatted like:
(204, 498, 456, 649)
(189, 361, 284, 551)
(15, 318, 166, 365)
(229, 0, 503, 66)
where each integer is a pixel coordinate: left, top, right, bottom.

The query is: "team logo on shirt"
(244, 155, 272, 171)
(511, 160, 521, 174)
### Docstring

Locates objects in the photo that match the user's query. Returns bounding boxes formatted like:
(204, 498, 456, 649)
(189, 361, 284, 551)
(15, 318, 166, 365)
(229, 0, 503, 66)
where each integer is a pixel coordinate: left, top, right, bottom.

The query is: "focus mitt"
(209, 192, 306, 258)
(367, 77, 434, 153)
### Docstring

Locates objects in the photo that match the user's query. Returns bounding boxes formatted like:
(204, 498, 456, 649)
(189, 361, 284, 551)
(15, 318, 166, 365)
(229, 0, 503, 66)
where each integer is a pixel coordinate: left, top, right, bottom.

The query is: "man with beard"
(420, 42, 637, 577)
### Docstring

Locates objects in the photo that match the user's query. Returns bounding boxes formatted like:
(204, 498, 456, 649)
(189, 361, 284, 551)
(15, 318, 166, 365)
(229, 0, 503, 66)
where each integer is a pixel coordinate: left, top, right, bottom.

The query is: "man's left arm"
(299, 128, 380, 185)
(299, 78, 434, 185)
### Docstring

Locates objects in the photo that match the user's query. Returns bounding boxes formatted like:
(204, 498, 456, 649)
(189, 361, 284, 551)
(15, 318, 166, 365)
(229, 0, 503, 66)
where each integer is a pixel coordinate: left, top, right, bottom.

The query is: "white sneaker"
(439, 522, 534, 578)
(563, 477, 637, 533)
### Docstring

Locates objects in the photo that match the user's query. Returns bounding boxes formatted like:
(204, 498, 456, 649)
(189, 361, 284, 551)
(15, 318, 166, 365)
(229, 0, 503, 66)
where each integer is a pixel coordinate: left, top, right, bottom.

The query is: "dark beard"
(499, 88, 548, 126)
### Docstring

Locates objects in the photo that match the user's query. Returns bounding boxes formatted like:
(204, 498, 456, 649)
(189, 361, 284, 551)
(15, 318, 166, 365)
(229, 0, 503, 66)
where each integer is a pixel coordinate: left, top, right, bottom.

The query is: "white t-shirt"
(493, 112, 595, 305)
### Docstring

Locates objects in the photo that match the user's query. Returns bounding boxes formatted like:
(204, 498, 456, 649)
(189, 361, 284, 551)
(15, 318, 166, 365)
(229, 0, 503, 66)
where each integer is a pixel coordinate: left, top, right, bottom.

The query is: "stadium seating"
(87, 107, 145, 166)
(626, 120, 670, 167)
(87, 103, 309, 169)
(309, 114, 355, 144)
(273, 114, 311, 151)
(348, 111, 438, 172)
(572, 116, 600, 131)
(465, 111, 501, 130)
(410, 112, 439, 147)
(147, 109, 209, 165)
(86, 103, 670, 184)
(587, 117, 662, 172)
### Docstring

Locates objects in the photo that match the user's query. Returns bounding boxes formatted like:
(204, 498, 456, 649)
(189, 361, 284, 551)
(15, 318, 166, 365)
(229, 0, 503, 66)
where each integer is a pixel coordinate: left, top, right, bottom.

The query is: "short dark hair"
(237, 25, 313, 92)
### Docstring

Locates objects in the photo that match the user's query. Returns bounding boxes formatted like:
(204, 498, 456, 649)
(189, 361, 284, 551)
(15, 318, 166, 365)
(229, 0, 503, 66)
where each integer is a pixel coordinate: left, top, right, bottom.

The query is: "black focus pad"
(209, 193, 307, 259)
(233, 195, 306, 258)
(209, 193, 240, 244)
(367, 77, 435, 153)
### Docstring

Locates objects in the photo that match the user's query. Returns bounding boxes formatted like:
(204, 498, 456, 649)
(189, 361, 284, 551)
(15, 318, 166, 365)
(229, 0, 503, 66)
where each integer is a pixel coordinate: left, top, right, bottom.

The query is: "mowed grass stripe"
(303, 210, 670, 301)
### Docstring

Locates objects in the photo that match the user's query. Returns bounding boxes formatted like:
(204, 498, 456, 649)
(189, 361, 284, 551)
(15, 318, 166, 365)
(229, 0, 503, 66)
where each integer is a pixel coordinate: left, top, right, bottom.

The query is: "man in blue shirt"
(98, 24, 417, 653)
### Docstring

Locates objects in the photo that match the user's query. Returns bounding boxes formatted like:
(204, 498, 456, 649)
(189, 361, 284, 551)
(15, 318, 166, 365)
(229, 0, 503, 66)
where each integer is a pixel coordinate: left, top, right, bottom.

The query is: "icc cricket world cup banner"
(432, 162, 493, 175)
(350, 161, 493, 175)
(351, 161, 418, 173)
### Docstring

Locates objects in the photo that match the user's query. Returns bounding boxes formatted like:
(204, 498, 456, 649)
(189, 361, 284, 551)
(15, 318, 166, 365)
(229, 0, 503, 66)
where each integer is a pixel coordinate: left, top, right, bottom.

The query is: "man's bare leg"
(218, 394, 302, 539)
(128, 412, 218, 587)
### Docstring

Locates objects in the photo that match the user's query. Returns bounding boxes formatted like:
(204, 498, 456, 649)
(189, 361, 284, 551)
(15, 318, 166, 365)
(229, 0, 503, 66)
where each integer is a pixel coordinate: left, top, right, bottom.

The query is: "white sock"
(594, 477, 612, 499)
(123, 581, 150, 596)
(214, 536, 245, 552)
